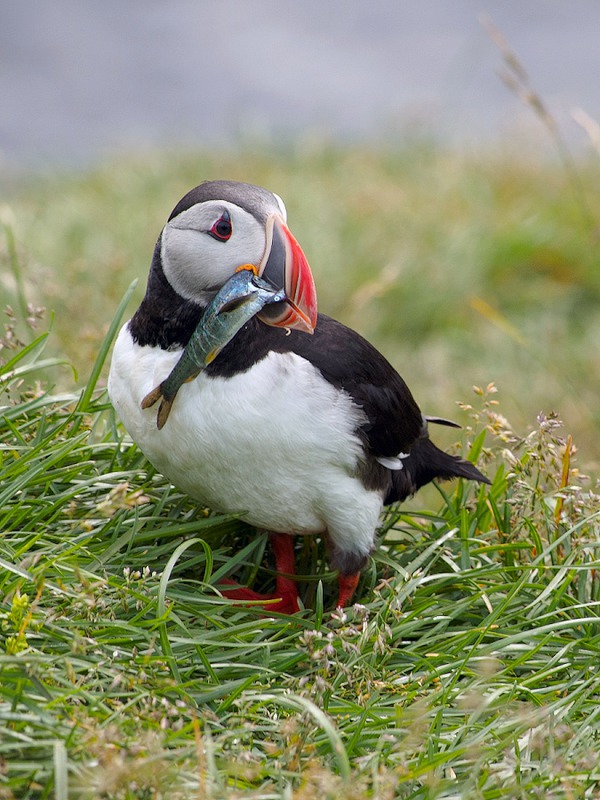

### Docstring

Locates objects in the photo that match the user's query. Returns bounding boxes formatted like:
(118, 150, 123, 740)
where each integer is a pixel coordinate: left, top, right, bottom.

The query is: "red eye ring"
(208, 210, 232, 241)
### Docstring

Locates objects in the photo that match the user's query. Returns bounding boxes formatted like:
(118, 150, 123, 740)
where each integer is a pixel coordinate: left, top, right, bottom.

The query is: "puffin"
(108, 179, 489, 613)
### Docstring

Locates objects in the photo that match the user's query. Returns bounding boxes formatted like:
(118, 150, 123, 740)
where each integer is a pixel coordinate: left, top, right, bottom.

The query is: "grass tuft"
(1, 274, 599, 797)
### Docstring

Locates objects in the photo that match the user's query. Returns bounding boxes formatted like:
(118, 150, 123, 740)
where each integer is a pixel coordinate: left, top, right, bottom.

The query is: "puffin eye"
(208, 211, 232, 241)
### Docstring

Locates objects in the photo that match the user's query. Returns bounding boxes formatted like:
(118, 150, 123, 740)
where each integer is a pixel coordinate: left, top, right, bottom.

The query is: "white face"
(160, 197, 286, 303)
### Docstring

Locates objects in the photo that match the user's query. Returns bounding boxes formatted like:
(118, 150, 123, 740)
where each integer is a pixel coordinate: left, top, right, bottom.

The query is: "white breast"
(108, 324, 385, 559)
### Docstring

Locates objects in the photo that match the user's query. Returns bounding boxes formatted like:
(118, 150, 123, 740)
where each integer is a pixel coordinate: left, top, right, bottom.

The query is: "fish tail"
(156, 398, 174, 430)
(141, 383, 164, 410)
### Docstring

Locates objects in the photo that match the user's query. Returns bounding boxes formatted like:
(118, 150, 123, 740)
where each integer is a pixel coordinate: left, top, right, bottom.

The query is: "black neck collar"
(128, 239, 204, 350)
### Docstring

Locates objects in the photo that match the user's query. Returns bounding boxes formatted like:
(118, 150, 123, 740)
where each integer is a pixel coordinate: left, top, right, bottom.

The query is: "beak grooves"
(257, 215, 317, 334)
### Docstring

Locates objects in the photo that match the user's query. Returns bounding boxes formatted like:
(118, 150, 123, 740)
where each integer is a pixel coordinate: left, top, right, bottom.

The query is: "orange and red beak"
(257, 215, 317, 334)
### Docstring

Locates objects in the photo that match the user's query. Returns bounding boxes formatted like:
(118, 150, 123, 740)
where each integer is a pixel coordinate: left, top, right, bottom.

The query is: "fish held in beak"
(257, 215, 318, 334)
(141, 269, 285, 429)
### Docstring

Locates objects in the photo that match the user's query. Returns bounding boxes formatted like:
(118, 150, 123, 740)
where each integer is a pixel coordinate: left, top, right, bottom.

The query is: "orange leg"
(218, 532, 300, 614)
(337, 572, 360, 608)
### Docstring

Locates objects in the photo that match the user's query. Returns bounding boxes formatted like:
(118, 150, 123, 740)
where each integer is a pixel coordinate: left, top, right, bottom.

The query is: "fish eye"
(208, 211, 232, 241)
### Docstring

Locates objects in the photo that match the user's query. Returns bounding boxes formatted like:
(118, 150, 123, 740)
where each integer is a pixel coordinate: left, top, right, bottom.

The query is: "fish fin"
(141, 384, 164, 410)
(156, 398, 174, 430)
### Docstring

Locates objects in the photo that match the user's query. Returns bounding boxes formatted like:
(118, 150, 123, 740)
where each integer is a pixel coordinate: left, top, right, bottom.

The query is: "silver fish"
(141, 268, 285, 429)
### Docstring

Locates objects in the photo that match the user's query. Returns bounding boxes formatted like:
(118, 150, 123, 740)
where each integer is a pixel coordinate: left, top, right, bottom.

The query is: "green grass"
(1, 307, 599, 799)
(1, 142, 600, 797)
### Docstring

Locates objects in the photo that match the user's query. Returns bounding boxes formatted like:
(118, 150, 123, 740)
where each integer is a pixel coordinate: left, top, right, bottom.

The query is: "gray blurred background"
(2, 0, 600, 168)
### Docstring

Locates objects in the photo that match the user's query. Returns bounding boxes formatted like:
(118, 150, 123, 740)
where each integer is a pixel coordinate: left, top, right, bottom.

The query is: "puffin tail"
(387, 437, 490, 504)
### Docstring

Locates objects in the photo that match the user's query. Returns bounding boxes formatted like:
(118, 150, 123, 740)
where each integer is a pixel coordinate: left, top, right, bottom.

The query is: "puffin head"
(159, 180, 317, 334)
